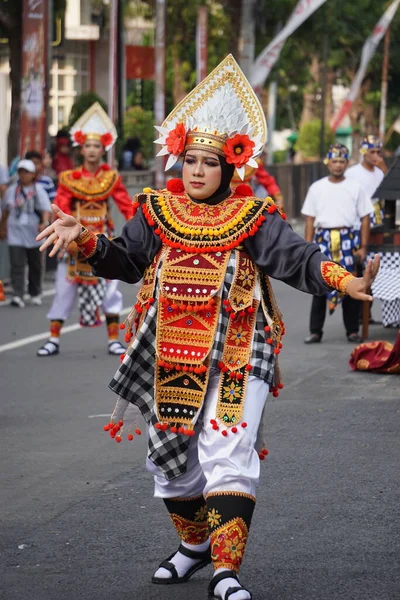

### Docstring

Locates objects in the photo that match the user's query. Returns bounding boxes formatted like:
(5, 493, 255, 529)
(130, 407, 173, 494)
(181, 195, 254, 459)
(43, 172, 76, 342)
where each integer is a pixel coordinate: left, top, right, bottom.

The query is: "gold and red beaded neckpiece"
(135, 179, 286, 254)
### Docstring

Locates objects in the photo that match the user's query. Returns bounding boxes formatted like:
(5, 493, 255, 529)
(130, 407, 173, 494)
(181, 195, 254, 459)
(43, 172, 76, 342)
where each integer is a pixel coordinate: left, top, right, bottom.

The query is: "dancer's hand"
(36, 204, 82, 259)
(345, 254, 380, 301)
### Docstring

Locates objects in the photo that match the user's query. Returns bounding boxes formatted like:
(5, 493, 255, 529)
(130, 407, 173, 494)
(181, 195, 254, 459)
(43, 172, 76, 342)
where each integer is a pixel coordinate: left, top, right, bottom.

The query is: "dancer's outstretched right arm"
(37, 204, 161, 284)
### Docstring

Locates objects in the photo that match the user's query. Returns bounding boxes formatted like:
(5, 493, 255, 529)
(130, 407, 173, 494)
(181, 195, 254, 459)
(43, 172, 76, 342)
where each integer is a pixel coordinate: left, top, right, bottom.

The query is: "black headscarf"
(186, 152, 235, 205)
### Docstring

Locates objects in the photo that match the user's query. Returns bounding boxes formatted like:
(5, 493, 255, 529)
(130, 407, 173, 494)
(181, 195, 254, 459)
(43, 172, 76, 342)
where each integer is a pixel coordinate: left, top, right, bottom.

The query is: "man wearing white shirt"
(346, 135, 387, 227)
(302, 144, 374, 343)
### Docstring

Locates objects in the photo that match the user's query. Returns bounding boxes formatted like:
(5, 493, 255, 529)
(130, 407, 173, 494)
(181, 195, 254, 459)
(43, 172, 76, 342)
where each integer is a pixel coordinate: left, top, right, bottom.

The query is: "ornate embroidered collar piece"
(59, 168, 119, 201)
(143, 192, 272, 252)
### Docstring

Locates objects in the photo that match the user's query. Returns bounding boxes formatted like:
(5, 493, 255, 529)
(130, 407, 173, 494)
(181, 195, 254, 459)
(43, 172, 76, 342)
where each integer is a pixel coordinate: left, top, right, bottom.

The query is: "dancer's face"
(81, 140, 104, 165)
(182, 150, 222, 200)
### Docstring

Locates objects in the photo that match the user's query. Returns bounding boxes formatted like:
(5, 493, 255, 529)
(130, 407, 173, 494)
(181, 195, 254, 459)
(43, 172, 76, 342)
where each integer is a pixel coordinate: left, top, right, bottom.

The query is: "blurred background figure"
(120, 137, 141, 170)
(43, 150, 57, 183)
(52, 133, 74, 175)
(301, 144, 373, 344)
(346, 135, 387, 228)
(0, 163, 9, 199)
(0, 159, 51, 307)
(132, 150, 147, 171)
(25, 150, 57, 203)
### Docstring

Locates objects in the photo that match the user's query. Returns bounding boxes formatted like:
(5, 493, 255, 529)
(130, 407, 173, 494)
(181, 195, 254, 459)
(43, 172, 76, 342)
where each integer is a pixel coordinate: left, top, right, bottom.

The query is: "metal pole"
(196, 6, 208, 84)
(319, 30, 329, 159)
(379, 26, 390, 140)
(238, 0, 256, 79)
(154, 0, 166, 190)
(267, 81, 277, 166)
(46, 0, 53, 152)
(108, 0, 118, 167)
(117, 0, 124, 139)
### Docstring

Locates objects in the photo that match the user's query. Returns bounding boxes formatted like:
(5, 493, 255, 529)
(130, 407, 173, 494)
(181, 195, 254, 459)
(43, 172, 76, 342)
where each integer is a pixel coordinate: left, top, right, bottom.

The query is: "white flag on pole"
(250, 0, 328, 89)
(331, 0, 400, 131)
(392, 116, 400, 134)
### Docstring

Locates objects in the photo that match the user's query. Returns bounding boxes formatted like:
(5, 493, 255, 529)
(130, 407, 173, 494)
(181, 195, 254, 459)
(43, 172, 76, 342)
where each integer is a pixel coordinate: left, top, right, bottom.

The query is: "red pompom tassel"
(235, 183, 254, 197)
(166, 178, 185, 193)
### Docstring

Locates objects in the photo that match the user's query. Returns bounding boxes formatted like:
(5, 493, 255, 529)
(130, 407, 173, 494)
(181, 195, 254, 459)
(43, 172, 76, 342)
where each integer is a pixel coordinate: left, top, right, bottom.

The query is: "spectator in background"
(0, 163, 9, 198)
(0, 159, 51, 307)
(120, 137, 141, 170)
(132, 150, 146, 171)
(346, 135, 387, 228)
(43, 150, 57, 183)
(52, 135, 74, 175)
(302, 144, 373, 344)
(25, 150, 57, 202)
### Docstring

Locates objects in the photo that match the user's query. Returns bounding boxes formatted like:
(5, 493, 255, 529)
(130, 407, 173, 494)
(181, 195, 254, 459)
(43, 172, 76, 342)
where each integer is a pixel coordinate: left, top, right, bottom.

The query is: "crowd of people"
(0, 126, 148, 312)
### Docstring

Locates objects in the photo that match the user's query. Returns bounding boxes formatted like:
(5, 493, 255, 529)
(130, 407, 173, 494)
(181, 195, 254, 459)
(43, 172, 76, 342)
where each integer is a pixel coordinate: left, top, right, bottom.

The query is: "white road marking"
(0, 287, 56, 307)
(88, 414, 112, 418)
(0, 306, 131, 354)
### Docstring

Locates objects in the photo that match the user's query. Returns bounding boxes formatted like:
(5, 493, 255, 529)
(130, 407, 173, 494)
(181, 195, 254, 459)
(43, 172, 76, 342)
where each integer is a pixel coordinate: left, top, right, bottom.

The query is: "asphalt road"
(0, 276, 399, 600)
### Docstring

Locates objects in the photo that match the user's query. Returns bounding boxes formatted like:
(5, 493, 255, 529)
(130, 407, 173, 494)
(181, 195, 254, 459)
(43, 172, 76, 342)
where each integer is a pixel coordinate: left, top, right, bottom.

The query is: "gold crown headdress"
(70, 102, 117, 151)
(154, 54, 267, 180)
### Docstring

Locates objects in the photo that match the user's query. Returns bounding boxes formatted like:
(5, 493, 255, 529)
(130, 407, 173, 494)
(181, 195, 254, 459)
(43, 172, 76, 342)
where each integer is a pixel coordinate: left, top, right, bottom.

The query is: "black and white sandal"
(37, 340, 60, 357)
(152, 543, 211, 585)
(208, 569, 252, 600)
(108, 341, 126, 356)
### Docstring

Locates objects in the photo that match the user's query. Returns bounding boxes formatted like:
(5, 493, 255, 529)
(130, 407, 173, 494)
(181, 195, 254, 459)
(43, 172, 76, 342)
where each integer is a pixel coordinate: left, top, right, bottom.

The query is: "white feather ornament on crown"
(153, 54, 267, 179)
(70, 102, 118, 151)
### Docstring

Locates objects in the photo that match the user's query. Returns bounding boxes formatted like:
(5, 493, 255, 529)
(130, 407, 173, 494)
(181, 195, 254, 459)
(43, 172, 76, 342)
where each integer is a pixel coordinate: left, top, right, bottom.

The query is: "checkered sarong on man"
(109, 253, 276, 480)
(77, 279, 107, 326)
(315, 227, 359, 313)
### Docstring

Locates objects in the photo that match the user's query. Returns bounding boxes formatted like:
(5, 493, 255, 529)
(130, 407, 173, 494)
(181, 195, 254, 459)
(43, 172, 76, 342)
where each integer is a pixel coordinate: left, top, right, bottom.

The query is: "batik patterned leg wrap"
(105, 314, 119, 340)
(163, 494, 209, 545)
(206, 492, 255, 572)
(50, 319, 64, 339)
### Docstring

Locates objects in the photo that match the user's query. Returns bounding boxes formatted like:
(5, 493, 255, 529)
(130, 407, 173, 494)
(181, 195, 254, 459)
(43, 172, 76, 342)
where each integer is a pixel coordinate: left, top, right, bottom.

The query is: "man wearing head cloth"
(346, 135, 387, 228)
(37, 58, 379, 600)
(302, 143, 374, 344)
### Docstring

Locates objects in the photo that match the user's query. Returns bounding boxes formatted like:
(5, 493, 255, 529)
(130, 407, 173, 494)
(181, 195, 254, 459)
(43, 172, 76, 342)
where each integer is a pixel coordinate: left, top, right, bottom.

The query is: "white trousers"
(47, 261, 123, 321)
(146, 374, 269, 500)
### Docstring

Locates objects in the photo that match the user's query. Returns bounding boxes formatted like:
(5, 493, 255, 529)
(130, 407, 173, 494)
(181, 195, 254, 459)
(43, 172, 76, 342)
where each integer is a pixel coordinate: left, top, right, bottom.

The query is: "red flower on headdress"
(73, 130, 87, 146)
(166, 178, 185, 193)
(166, 123, 186, 156)
(223, 134, 255, 168)
(101, 132, 113, 148)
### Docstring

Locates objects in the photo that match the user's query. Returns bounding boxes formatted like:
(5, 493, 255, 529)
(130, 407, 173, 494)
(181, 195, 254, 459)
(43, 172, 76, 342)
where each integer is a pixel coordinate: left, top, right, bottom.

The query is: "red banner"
(20, 0, 49, 157)
(126, 46, 155, 80)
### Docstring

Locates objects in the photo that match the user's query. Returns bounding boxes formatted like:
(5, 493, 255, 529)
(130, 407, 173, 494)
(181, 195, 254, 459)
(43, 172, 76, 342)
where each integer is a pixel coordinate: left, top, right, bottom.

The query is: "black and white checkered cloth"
(368, 252, 400, 326)
(109, 253, 276, 480)
(77, 279, 107, 326)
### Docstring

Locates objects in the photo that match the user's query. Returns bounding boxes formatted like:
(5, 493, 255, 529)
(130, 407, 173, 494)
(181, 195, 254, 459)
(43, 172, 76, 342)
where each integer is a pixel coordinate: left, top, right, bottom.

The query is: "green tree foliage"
(124, 106, 154, 159)
(68, 92, 108, 128)
(254, 0, 400, 135)
(295, 119, 334, 159)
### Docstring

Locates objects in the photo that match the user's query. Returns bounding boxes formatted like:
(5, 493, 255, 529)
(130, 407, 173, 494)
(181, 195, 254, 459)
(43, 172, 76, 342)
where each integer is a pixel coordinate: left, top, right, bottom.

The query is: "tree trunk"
(299, 55, 320, 127)
(225, 0, 242, 60)
(238, 0, 255, 78)
(8, 25, 22, 164)
(171, 40, 186, 106)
